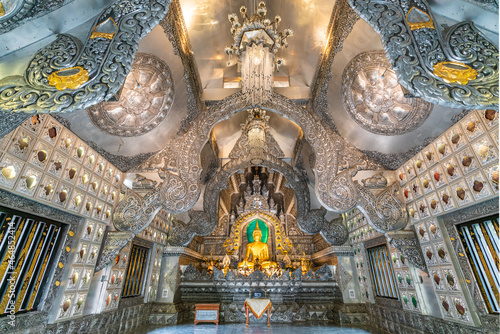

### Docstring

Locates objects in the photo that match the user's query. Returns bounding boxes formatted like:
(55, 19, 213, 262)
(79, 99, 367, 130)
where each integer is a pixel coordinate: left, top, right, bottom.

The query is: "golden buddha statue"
(238, 222, 276, 271)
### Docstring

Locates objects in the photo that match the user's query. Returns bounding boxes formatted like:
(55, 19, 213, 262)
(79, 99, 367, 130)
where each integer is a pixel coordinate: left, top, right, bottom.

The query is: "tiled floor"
(139, 323, 378, 334)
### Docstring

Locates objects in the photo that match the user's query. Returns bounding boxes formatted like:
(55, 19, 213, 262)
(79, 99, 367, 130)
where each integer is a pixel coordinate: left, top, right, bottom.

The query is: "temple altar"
(179, 263, 342, 323)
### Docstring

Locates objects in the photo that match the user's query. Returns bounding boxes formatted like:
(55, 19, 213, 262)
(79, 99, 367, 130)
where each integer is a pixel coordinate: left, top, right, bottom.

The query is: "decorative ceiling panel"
(341, 51, 432, 136)
(87, 53, 175, 137)
(178, 0, 335, 89)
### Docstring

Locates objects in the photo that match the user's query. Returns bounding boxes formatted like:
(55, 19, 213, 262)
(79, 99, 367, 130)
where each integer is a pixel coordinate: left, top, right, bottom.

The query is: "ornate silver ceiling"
(0, 0, 171, 114)
(87, 53, 174, 137)
(341, 51, 432, 136)
(348, 0, 499, 109)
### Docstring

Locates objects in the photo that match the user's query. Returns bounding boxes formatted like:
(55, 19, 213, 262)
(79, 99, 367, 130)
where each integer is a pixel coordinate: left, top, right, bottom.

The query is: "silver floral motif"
(348, 0, 499, 109)
(84, 140, 159, 172)
(335, 263, 353, 292)
(0, 0, 171, 114)
(113, 186, 162, 233)
(360, 136, 436, 170)
(342, 51, 432, 135)
(314, 167, 409, 233)
(229, 128, 285, 159)
(87, 53, 174, 137)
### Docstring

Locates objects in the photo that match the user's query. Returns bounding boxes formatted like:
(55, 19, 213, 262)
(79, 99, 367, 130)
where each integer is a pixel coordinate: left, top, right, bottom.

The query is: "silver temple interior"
(0, 0, 498, 333)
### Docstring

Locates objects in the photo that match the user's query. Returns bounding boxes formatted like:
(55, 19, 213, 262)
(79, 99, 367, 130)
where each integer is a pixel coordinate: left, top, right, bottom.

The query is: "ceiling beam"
(160, 0, 204, 134)
(310, 0, 359, 130)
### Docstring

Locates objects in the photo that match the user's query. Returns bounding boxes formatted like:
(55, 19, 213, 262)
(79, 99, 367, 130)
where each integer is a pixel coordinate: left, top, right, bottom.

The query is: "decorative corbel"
(386, 229, 428, 273)
(95, 231, 134, 272)
(95, 185, 162, 271)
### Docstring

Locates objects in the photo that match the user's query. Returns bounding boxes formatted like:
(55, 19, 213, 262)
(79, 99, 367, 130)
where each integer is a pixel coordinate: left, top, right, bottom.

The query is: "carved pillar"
(335, 249, 363, 304)
(157, 246, 183, 304)
(149, 246, 184, 325)
(312, 246, 362, 303)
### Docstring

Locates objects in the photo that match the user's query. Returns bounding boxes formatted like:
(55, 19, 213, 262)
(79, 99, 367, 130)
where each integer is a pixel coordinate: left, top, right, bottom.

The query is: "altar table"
(244, 298, 272, 327)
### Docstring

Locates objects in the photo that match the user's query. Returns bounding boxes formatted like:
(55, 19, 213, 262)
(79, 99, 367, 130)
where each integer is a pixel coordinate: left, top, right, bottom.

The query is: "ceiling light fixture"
(225, 1, 293, 105)
(244, 108, 269, 165)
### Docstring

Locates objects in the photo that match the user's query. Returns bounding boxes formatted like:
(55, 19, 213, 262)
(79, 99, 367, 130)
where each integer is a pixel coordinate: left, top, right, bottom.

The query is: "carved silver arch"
(0, 0, 171, 113)
(106, 152, 350, 259)
(111, 155, 409, 255)
(348, 0, 499, 109)
(166, 153, 349, 247)
(132, 91, 380, 214)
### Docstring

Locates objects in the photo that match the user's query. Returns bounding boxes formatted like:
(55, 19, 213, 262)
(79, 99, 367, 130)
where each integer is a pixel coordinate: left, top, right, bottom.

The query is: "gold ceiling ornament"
(0, 2, 5, 17)
(405, 7, 434, 30)
(90, 17, 117, 39)
(433, 61, 477, 85)
(48, 66, 89, 90)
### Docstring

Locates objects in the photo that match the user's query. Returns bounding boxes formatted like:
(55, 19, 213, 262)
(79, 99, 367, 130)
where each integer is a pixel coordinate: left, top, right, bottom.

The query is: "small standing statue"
(204, 253, 218, 275)
(300, 252, 311, 275)
(222, 253, 231, 275)
(283, 253, 292, 268)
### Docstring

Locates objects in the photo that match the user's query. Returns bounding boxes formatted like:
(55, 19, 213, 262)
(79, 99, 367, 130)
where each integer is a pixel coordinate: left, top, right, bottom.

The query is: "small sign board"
(349, 289, 355, 298)
(194, 304, 219, 325)
(162, 289, 169, 298)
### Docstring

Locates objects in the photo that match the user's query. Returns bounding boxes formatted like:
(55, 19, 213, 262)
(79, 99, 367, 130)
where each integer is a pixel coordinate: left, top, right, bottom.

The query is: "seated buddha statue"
(238, 222, 276, 271)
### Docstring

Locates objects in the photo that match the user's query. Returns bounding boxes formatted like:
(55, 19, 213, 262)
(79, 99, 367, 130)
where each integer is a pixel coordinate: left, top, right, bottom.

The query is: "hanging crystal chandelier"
(225, 1, 293, 105)
(244, 108, 269, 164)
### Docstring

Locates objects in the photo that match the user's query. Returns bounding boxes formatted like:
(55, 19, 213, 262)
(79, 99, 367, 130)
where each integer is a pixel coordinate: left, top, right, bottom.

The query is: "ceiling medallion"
(341, 51, 432, 136)
(87, 53, 174, 137)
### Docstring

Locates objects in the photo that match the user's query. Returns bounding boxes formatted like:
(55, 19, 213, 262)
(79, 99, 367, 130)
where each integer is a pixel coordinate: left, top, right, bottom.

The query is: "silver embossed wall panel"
(342, 51, 432, 135)
(87, 53, 174, 137)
